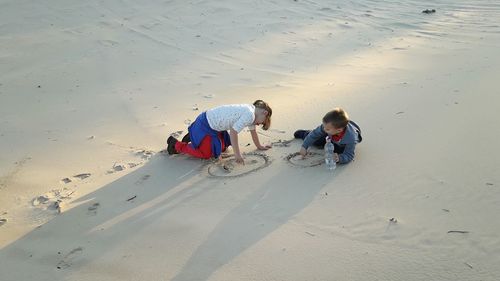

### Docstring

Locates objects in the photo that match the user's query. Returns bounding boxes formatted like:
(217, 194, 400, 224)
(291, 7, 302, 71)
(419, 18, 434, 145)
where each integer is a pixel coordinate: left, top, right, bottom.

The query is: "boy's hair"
(253, 100, 272, 130)
(322, 108, 349, 129)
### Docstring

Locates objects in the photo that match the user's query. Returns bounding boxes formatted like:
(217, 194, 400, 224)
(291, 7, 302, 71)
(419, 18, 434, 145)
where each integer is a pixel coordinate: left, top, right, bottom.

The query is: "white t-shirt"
(206, 104, 256, 133)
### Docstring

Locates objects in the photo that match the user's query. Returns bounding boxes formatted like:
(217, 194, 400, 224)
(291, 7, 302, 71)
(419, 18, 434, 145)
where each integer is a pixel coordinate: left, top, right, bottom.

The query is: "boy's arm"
(302, 125, 325, 149)
(250, 129, 271, 150)
(338, 143, 356, 164)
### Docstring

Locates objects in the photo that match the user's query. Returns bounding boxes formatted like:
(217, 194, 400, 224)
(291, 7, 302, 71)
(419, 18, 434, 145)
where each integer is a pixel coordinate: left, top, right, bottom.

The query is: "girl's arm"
(250, 129, 271, 150)
(229, 128, 244, 164)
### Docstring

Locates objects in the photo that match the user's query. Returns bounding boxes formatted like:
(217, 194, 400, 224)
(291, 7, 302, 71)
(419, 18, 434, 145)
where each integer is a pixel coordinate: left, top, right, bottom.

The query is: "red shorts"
(175, 134, 226, 159)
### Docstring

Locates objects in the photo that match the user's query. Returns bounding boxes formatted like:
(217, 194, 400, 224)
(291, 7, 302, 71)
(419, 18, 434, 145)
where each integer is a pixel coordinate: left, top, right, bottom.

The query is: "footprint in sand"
(286, 151, 324, 168)
(32, 189, 74, 213)
(107, 164, 126, 174)
(135, 149, 155, 160)
(170, 131, 184, 138)
(61, 178, 72, 184)
(128, 162, 139, 168)
(73, 173, 91, 180)
(87, 203, 100, 216)
(135, 174, 151, 185)
(32, 195, 50, 206)
(56, 247, 83, 269)
(0, 218, 7, 227)
(207, 153, 271, 178)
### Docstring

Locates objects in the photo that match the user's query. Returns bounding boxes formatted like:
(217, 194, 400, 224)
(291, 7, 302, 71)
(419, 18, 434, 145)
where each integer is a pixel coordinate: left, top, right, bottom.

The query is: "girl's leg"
(175, 136, 213, 159)
(181, 133, 190, 143)
(219, 133, 228, 152)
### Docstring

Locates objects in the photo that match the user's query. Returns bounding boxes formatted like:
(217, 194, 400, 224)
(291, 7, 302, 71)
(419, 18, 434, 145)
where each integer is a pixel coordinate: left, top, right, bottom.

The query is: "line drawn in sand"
(286, 151, 324, 168)
(207, 152, 271, 178)
(271, 138, 294, 147)
(56, 247, 83, 269)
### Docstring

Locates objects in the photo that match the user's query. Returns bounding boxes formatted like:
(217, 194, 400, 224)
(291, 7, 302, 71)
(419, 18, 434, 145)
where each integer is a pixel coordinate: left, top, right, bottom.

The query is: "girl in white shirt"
(167, 100, 272, 164)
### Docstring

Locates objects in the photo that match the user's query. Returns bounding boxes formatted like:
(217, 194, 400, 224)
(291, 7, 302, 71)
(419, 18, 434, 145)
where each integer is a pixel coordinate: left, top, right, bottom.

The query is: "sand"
(1, 0, 500, 280)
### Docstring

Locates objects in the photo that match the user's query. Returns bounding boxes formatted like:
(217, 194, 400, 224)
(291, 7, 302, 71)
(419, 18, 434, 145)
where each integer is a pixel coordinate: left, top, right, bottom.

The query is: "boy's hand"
(334, 153, 339, 163)
(235, 155, 245, 165)
(299, 147, 308, 159)
(257, 144, 272, 150)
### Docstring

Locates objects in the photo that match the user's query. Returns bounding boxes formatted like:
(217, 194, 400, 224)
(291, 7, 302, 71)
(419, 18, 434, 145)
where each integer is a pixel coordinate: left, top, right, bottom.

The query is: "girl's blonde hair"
(253, 100, 272, 130)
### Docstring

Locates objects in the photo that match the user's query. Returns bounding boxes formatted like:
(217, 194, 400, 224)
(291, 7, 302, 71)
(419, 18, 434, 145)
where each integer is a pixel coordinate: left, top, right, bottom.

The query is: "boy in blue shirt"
(294, 108, 362, 164)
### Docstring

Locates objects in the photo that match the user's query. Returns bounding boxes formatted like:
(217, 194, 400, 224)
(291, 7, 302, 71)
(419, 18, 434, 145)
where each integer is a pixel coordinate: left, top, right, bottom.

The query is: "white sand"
(1, 0, 500, 280)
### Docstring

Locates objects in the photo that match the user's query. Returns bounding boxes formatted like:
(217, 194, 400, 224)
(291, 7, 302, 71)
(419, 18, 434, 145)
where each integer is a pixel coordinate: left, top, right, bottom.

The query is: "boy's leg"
(175, 136, 213, 159)
(294, 130, 327, 148)
(294, 130, 310, 140)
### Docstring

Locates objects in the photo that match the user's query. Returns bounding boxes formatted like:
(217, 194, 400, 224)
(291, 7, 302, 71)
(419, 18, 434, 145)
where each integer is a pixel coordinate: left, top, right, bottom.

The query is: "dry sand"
(1, 0, 500, 280)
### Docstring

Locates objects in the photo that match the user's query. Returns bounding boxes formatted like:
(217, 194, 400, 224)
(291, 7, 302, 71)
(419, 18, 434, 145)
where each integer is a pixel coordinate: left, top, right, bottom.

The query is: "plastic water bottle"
(324, 136, 336, 171)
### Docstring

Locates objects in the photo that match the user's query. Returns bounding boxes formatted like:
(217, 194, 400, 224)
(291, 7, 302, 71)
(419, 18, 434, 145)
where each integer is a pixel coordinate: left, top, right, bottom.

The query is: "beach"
(1, 0, 500, 280)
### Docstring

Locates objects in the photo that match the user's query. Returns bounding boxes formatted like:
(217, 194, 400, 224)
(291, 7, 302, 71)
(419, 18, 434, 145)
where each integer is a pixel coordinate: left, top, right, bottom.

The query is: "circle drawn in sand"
(207, 153, 270, 178)
(286, 152, 324, 168)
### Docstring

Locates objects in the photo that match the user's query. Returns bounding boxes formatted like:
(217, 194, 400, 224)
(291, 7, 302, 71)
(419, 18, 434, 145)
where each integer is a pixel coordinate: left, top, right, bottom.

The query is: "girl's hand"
(334, 153, 340, 163)
(235, 155, 245, 165)
(257, 144, 272, 150)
